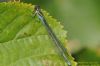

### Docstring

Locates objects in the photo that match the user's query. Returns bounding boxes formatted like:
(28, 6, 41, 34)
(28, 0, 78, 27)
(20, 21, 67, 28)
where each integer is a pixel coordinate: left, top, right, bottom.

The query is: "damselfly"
(33, 5, 72, 66)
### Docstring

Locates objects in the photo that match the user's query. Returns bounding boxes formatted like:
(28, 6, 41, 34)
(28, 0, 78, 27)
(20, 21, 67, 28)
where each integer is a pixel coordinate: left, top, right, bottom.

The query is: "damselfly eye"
(34, 5, 40, 10)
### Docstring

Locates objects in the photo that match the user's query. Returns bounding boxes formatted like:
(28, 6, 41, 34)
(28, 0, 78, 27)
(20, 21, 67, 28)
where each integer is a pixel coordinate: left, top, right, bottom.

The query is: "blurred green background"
(1, 0, 100, 65)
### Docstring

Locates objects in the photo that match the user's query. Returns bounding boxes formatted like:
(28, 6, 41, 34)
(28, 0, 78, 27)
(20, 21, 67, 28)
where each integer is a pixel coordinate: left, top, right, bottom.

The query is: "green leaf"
(73, 49, 100, 65)
(0, 2, 76, 66)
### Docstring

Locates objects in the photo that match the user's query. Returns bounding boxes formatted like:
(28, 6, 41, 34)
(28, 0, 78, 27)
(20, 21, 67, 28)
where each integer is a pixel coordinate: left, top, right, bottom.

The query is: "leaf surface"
(0, 2, 76, 66)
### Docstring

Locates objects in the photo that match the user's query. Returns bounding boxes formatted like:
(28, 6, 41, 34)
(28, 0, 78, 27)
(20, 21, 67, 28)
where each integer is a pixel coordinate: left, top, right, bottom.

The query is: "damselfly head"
(33, 5, 44, 16)
(34, 5, 40, 11)
(33, 5, 40, 16)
